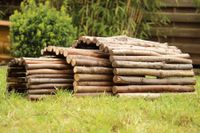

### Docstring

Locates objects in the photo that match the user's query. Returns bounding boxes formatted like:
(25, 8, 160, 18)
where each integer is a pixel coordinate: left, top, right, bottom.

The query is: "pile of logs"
(42, 46, 113, 97)
(7, 57, 73, 100)
(73, 35, 196, 97)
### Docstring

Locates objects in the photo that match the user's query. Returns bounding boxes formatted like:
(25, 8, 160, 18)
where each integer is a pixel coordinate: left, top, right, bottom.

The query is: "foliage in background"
(67, 0, 163, 38)
(10, 0, 76, 57)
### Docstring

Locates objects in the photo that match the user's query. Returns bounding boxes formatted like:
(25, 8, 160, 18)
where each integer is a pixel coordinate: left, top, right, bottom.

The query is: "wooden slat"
(151, 27, 200, 38)
(146, 12, 200, 22)
(161, 0, 195, 8)
(169, 43, 200, 54)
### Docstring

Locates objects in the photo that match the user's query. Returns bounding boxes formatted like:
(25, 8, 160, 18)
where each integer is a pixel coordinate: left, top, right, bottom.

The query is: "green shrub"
(10, 0, 77, 57)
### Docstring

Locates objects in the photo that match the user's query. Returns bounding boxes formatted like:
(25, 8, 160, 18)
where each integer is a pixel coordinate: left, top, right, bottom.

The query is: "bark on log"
(115, 92, 197, 98)
(73, 66, 113, 74)
(28, 83, 72, 89)
(112, 61, 193, 70)
(110, 49, 161, 56)
(113, 76, 196, 85)
(113, 68, 194, 77)
(26, 69, 73, 75)
(63, 48, 109, 58)
(28, 89, 57, 94)
(28, 78, 73, 84)
(26, 64, 71, 70)
(112, 85, 195, 93)
(71, 58, 111, 67)
(67, 55, 108, 64)
(27, 74, 73, 78)
(74, 86, 112, 93)
(73, 81, 113, 86)
(73, 92, 112, 97)
(110, 56, 192, 64)
(74, 74, 113, 81)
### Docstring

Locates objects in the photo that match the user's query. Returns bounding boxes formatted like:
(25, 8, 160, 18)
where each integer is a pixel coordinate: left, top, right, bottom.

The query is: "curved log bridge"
(113, 76, 196, 85)
(113, 68, 194, 77)
(112, 85, 195, 93)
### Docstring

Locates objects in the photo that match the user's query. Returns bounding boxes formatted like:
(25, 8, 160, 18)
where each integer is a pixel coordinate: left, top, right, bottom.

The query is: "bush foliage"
(10, 0, 76, 57)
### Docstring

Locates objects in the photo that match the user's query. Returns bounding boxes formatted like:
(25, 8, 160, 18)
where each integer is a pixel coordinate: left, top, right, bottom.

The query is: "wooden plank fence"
(149, 0, 200, 65)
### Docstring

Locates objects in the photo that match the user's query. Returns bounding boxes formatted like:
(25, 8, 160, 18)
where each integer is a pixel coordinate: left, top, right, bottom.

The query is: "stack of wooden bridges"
(7, 36, 196, 100)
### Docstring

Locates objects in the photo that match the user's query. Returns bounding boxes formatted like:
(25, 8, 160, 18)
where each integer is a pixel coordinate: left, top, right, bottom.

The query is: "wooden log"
(73, 92, 112, 97)
(112, 85, 195, 93)
(73, 81, 113, 86)
(112, 61, 193, 70)
(105, 45, 181, 55)
(26, 64, 71, 70)
(26, 69, 73, 75)
(73, 66, 113, 74)
(110, 56, 192, 63)
(63, 48, 109, 58)
(116, 92, 197, 98)
(74, 74, 113, 81)
(23, 60, 66, 65)
(110, 49, 161, 56)
(66, 55, 108, 64)
(71, 58, 111, 67)
(22, 57, 63, 61)
(7, 77, 26, 82)
(28, 83, 72, 89)
(113, 68, 194, 77)
(28, 78, 73, 84)
(28, 89, 57, 94)
(27, 74, 73, 78)
(74, 86, 112, 93)
(116, 93, 161, 99)
(113, 76, 196, 85)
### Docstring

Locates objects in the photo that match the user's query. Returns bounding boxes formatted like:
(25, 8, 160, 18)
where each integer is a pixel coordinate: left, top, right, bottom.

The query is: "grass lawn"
(0, 66, 200, 133)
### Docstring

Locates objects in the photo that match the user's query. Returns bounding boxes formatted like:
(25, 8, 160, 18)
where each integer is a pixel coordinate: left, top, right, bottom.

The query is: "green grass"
(0, 66, 200, 133)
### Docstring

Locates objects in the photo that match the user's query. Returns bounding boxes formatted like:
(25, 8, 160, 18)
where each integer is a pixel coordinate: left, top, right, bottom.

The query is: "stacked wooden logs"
(73, 35, 196, 98)
(7, 57, 73, 100)
(42, 46, 113, 97)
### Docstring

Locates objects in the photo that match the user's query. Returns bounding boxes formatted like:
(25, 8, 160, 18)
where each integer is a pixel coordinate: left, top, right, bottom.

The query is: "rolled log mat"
(113, 76, 196, 85)
(113, 68, 194, 77)
(112, 85, 195, 93)
(109, 56, 192, 63)
(73, 66, 113, 74)
(112, 61, 193, 70)
(73, 81, 113, 86)
(74, 86, 112, 93)
(74, 74, 113, 81)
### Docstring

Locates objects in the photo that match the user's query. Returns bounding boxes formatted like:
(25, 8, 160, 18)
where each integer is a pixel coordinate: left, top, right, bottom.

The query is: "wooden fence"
(150, 0, 200, 65)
